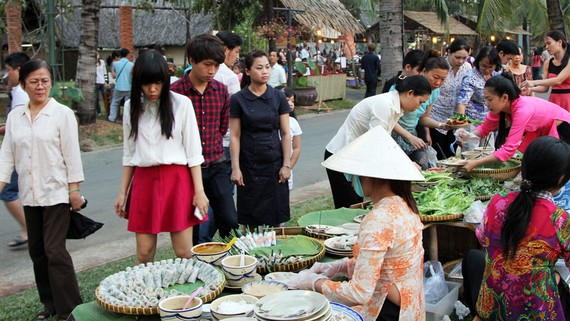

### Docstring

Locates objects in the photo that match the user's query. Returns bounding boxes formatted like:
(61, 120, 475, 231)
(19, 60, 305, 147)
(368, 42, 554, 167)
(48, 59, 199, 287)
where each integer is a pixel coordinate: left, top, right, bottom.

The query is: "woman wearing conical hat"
(287, 126, 427, 321)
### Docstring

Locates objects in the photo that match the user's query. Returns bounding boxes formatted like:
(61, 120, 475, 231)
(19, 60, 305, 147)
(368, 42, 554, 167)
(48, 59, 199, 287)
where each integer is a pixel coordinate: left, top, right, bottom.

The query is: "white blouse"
(326, 90, 403, 154)
(0, 98, 84, 206)
(122, 91, 204, 168)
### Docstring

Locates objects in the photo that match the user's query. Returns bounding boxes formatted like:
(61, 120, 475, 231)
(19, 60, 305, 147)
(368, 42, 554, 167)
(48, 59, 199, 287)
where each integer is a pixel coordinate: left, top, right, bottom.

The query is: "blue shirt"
(113, 58, 134, 91)
(389, 86, 440, 129)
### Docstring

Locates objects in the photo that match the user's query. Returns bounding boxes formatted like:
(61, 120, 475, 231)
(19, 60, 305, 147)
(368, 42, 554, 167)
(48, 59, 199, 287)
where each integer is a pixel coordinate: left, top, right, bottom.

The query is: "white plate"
(353, 214, 366, 223)
(305, 225, 347, 235)
(225, 273, 263, 289)
(329, 302, 364, 321)
(255, 302, 331, 321)
(264, 272, 298, 283)
(254, 290, 328, 320)
(324, 236, 356, 252)
(325, 249, 353, 257)
(341, 223, 360, 231)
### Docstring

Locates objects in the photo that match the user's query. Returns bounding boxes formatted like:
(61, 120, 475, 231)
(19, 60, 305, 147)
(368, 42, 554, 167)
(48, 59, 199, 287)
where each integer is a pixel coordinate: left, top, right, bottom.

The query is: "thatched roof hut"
(404, 11, 477, 36)
(50, 0, 213, 48)
(277, 0, 365, 35)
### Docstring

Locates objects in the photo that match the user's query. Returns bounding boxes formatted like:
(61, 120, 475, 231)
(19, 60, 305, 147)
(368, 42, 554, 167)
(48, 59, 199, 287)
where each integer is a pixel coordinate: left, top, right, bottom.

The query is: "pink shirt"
(477, 96, 570, 161)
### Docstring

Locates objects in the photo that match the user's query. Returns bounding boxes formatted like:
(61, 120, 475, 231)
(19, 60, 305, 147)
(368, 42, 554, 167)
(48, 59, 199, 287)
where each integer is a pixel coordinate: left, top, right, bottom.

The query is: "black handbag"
(67, 211, 104, 239)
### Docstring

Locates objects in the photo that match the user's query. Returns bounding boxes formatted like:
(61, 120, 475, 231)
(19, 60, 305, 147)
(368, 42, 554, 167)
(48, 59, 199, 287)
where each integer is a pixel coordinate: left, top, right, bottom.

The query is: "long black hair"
(501, 136, 570, 259)
(485, 73, 521, 148)
(390, 180, 419, 214)
(241, 49, 267, 88)
(129, 49, 174, 141)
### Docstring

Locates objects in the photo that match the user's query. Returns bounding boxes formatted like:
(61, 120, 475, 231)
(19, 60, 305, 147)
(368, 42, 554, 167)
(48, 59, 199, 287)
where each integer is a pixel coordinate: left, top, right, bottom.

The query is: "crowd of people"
(1, 29, 570, 320)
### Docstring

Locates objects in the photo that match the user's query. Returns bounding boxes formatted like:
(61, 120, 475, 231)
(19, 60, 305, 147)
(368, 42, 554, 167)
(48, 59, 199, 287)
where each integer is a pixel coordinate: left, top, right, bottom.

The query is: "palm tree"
(546, 0, 567, 35)
(75, 0, 101, 125)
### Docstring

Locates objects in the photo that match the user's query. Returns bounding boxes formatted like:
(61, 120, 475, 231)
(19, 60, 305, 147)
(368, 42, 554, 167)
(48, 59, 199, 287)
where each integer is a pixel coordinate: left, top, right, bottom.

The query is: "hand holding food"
(286, 269, 328, 291)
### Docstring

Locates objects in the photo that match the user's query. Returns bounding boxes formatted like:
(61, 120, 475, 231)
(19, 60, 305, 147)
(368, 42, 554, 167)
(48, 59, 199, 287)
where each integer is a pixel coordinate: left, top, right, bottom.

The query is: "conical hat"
(322, 126, 425, 181)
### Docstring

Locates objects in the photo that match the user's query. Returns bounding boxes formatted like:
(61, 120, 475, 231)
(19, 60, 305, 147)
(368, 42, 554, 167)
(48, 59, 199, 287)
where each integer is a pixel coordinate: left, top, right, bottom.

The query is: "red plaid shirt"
(171, 76, 230, 164)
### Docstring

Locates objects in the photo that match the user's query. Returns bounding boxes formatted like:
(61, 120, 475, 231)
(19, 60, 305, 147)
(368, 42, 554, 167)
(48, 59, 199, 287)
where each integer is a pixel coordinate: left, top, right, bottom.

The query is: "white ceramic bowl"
(191, 242, 230, 266)
(210, 294, 258, 320)
(241, 280, 288, 299)
(461, 151, 482, 159)
(158, 296, 203, 321)
(221, 255, 258, 284)
(474, 147, 495, 155)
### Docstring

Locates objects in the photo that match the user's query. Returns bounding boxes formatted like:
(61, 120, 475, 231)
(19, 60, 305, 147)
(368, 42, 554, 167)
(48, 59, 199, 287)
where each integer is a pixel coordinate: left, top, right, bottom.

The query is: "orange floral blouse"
(320, 196, 425, 320)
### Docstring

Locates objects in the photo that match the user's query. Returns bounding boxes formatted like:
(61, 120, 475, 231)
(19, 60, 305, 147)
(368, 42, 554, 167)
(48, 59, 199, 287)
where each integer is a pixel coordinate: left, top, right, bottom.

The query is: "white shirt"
(268, 64, 287, 88)
(288, 116, 302, 190)
(96, 59, 107, 84)
(10, 85, 29, 113)
(0, 98, 84, 206)
(214, 63, 241, 95)
(122, 91, 204, 168)
(326, 90, 403, 153)
(301, 49, 310, 60)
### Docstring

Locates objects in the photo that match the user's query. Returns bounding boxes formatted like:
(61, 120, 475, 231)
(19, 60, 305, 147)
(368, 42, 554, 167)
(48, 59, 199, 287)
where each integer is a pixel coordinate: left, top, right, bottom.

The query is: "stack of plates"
(324, 236, 356, 257)
(254, 290, 331, 321)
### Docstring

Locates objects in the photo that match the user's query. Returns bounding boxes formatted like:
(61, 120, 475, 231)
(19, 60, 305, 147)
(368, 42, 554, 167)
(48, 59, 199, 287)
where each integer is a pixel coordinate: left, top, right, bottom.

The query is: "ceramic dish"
(324, 235, 357, 252)
(439, 157, 467, 167)
(210, 294, 258, 320)
(341, 223, 360, 231)
(304, 225, 347, 235)
(225, 273, 262, 289)
(264, 272, 298, 283)
(255, 302, 331, 321)
(241, 280, 288, 299)
(353, 214, 367, 223)
(446, 122, 470, 129)
(254, 290, 328, 320)
(329, 302, 365, 321)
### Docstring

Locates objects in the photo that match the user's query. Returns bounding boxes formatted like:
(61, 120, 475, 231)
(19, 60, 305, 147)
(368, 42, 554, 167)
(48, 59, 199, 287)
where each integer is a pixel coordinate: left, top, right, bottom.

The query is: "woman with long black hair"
(114, 50, 209, 264)
(463, 136, 570, 320)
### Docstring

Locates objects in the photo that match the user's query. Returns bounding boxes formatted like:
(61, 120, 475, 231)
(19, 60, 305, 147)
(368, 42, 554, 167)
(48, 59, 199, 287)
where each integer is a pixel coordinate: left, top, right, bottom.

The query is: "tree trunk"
(546, 0, 566, 36)
(265, 0, 276, 52)
(379, 0, 403, 87)
(6, 0, 23, 54)
(75, 0, 101, 125)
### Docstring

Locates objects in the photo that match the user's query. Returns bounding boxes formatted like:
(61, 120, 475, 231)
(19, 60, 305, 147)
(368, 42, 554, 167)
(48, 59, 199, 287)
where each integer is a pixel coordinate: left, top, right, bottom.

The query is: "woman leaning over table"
(230, 50, 291, 229)
(324, 75, 432, 209)
(462, 136, 570, 320)
(114, 50, 209, 264)
(461, 73, 570, 172)
(390, 49, 450, 169)
(287, 125, 426, 321)
(0, 60, 85, 321)
(429, 38, 472, 159)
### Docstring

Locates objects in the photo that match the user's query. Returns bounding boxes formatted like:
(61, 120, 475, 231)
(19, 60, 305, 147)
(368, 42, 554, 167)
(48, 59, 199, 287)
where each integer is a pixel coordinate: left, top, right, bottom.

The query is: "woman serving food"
(462, 73, 570, 172)
(287, 125, 426, 320)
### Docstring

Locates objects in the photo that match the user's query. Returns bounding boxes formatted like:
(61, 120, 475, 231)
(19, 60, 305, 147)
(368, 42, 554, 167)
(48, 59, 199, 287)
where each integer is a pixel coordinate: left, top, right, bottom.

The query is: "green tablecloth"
(297, 208, 368, 227)
(72, 301, 160, 321)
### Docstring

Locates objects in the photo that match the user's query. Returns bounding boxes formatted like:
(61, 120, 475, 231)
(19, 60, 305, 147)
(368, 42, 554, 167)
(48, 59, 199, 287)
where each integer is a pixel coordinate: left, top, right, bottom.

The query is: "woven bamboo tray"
(467, 161, 521, 182)
(256, 235, 326, 274)
(419, 213, 463, 222)
(95, 273, 225, 315)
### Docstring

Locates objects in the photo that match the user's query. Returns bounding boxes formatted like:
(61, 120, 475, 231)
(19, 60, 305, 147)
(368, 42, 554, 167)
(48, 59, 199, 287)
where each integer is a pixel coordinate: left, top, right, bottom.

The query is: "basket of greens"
(413, 183, 475, 221)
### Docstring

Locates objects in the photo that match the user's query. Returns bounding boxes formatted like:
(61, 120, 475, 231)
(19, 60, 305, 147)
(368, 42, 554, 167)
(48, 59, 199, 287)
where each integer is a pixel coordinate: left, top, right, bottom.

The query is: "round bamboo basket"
(256, 236, 326, 274)
(466, 162, 522, 182)
(95, 271, 225, 315)
(419, 213, 463, 222)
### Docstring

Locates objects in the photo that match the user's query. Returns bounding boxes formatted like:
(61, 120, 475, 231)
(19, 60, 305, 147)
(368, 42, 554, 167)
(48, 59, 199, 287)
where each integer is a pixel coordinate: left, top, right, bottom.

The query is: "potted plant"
(293, 59, 319, 107)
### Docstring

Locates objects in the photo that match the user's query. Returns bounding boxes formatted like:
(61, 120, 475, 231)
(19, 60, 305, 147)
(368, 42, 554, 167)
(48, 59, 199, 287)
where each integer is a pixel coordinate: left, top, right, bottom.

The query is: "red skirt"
(126, 164, 206, 234)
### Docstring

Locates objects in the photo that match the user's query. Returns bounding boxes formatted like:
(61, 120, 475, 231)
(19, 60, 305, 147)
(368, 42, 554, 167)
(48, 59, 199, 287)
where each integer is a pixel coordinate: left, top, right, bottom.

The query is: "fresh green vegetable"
(413, 183, 475, 216)
(448, 177, 505, 196)
(421, 171, 453, 183)
(450, 113, 468, 122)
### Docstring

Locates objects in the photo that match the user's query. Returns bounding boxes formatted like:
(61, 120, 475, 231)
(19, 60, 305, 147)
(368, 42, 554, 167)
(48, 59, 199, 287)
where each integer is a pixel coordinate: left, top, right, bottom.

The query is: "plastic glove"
(454, 300, 471, 320)
(308, 257, 349, 279)
(455, 128, 479, 144)
(286, 270, 329, 291)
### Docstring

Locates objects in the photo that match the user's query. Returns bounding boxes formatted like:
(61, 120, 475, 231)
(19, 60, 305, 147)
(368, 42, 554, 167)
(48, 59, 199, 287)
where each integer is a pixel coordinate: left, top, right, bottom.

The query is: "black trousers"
(324, 149, 363, 209)
(25, 204, 83, 319)
(429, 128, 457, 160)
(376, 298, 400, 321)
(364, 78, 378, 98)
(193, 159, 238, 244)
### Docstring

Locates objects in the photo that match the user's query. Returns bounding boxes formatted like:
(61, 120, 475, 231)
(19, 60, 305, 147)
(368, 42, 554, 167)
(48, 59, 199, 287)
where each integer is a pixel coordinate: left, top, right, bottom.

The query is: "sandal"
(37, 308, 56, 320)
(8, 235, 27, 248)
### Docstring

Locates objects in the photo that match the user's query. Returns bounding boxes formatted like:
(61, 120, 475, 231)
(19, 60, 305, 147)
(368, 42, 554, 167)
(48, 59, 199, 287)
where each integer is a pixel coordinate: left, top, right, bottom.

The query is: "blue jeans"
(109, 90, 130, 122)
(95, 84, 105, 114)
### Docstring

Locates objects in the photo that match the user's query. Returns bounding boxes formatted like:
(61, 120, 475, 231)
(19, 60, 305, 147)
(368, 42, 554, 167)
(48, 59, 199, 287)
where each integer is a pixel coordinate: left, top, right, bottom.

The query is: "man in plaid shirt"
(171, 34, 238, 242)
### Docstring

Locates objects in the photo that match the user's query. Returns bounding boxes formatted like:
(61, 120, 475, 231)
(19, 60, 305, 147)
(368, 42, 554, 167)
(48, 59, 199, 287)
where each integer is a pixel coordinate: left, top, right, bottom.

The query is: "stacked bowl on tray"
(323, 235, 356, 257)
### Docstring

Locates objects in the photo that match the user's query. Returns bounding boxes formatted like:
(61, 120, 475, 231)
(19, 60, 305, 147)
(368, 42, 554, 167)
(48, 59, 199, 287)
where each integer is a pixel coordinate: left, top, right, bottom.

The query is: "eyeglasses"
(479, 64, 496, 71)
(25, 79, 51, 88)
